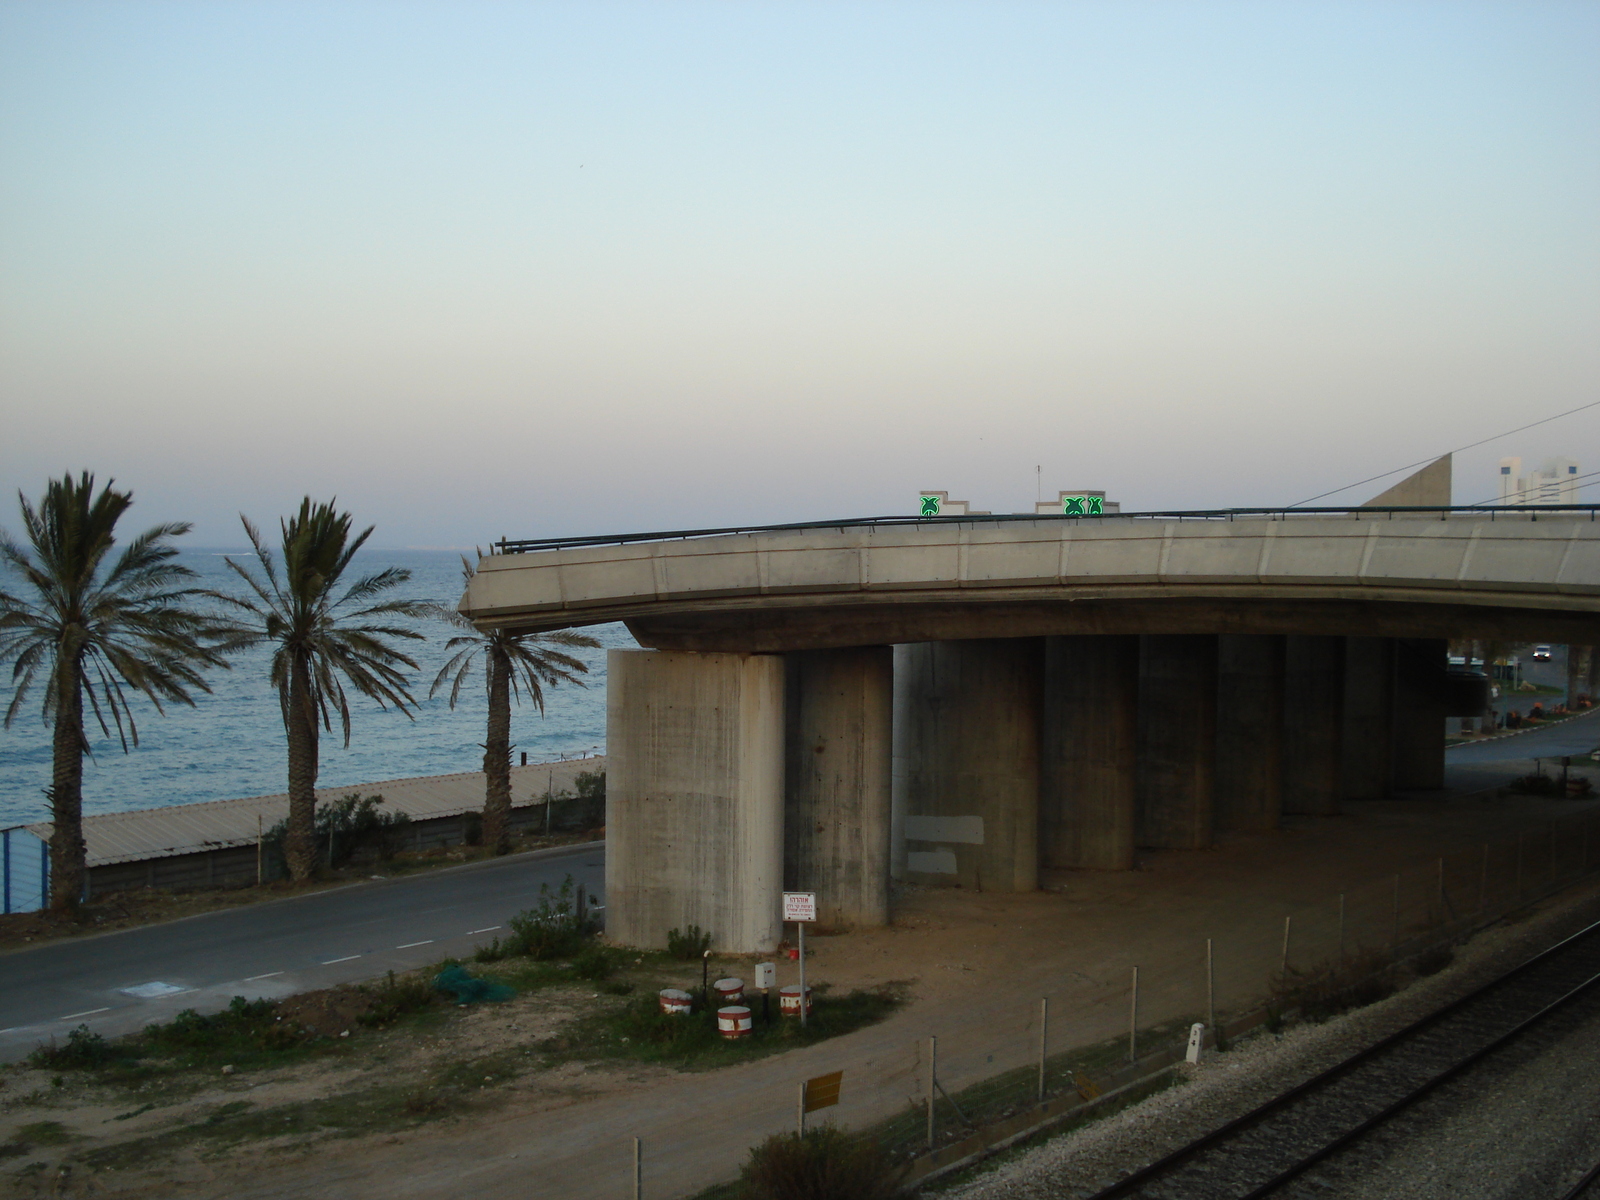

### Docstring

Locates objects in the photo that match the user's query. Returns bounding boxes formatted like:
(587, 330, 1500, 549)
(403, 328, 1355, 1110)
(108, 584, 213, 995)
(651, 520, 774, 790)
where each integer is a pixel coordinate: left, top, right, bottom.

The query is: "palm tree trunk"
(285, 653, 319, 880)
(48, 668, 87, 911)
(482, 644, 513, 855)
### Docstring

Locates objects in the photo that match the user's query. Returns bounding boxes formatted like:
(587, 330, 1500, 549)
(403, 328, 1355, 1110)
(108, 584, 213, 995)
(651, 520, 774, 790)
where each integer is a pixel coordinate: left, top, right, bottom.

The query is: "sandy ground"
(3, 780, 1597, 1200)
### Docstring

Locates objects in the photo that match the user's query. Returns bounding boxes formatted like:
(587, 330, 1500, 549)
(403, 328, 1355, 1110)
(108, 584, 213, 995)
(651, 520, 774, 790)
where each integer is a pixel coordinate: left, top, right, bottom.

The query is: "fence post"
(926, 1036, 937, 1150)
(1205, 938, 1215, 1040)
(1391, 874, 1400, 954)
(1281, 916, 1291, 976)
(1337, 893, 1346, 966)
(1128, 966, 1140, 1063)
(632, 1137, 642, 1200)
(1037, 998, 1048, 1101)
(797, 1081, 806, 1137)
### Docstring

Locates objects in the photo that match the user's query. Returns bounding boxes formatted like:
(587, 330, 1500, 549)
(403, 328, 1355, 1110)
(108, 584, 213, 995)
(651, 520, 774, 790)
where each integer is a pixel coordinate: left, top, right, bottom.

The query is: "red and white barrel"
(712, 977, 745, 1005)
(779, 984, 813, 1018)
(716, 1005, 753, 1039)
(658, 988, 693, 1015)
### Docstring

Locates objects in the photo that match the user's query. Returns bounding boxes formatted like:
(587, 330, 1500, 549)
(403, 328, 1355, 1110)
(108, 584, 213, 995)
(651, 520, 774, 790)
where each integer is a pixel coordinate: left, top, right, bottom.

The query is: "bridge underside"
(464, 513, 1600, 953)
(625, 594, 1600, 653)
(605, 632, 1515, 952)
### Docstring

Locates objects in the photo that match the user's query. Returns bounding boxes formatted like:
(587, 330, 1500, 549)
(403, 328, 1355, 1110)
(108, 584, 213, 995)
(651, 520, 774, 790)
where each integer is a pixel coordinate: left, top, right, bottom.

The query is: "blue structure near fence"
(2, 827, 49, 914)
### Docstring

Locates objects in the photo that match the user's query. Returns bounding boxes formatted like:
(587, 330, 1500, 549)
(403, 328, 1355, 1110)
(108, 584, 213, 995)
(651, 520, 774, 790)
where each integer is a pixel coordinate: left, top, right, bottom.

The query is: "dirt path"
(23, 780, 1588, 1200)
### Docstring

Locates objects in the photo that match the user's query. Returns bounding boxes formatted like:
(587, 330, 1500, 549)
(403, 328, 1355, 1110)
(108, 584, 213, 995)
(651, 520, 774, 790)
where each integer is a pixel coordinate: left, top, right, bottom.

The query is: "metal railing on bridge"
(491, 504, 1600, 556)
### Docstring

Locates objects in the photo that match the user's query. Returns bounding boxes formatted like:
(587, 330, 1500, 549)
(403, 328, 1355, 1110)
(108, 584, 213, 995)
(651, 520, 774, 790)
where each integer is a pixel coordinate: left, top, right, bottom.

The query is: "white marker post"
(783, 891, 817, 1027)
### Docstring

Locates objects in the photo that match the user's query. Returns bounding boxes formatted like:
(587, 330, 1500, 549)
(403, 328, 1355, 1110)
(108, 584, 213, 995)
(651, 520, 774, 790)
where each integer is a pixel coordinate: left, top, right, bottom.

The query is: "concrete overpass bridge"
(462, 504, 1600, 953)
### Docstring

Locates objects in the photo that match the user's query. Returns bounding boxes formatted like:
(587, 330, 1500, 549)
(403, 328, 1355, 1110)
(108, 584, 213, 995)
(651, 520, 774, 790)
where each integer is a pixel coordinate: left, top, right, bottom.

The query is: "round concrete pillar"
(1393, 638, 1448, 790)
(605, 649, 785, 952)
(896, 638, 1041, 892)
(1137, 635, 1217, 850)
(1283, 636, 1345, 816)
(783, 647, 893, 928)
(1041, 635, 1138, 870)
(1214, 635, 1284, 832)
(1342, 637, 1394, 801)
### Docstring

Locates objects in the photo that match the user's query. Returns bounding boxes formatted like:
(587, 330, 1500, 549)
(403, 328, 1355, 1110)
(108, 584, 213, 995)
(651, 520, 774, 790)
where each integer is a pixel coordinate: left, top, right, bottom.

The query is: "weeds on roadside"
(736, 1127, 902, 1200)
(667, 924, 713, 960)
(544, 985, 904, 1069)
(1270, 950, 1396, 1023)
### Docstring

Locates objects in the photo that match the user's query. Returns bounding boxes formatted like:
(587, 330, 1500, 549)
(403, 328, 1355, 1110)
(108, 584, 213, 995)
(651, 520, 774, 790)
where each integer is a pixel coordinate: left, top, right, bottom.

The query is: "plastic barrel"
(716, 1006, 753, 1039)
(658, 987, 693, 1015)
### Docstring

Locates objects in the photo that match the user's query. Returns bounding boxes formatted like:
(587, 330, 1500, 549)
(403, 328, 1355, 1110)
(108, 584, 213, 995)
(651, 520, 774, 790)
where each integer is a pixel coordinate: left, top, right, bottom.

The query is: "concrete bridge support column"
(1342, 638, 1395, 801)
(1283, 636, 1346, 816)
(1040, 635, 1139, 870)
(784, 647, 893, 928)
(1214, 635, 1284, 832)
(896, 639, 1041, 892)
(1137, 636, 1218, 849)
(604, 649, 785, 953)
(1393, 638, 1448, 791)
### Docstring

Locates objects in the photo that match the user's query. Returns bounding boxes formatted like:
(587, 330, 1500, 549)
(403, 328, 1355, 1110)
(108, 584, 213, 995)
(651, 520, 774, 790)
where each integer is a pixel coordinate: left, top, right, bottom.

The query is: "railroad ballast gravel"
(926, 881, 1600, 1200)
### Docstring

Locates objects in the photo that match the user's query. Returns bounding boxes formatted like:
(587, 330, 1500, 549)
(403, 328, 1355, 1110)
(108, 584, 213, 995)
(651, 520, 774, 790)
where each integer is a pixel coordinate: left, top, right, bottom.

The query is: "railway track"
(1082, 918, 1600, 1200)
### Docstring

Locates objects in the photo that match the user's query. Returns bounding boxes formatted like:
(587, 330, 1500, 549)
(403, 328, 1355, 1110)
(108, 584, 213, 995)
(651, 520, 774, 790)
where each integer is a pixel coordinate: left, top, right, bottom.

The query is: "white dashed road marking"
(244, 972, 284, 981)
(469, 927, 501, 935)
(396, 940, 433, 949)
(321, 955, 360, 965)
(59, 1008, 111, 1020)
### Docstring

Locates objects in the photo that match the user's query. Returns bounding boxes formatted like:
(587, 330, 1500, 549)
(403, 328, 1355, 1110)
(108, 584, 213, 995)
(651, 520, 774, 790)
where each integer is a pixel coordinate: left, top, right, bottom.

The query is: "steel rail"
(1082, 916, 1600, 1200)
(491, 504, 1600, 555)
(1236, 964, 1600, 1199)
(1559, 1158, 1600, 1200)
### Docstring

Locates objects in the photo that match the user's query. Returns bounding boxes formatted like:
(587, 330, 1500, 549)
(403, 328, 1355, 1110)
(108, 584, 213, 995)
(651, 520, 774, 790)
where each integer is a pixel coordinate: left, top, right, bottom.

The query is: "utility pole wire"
(1289, 397, 1600, 507)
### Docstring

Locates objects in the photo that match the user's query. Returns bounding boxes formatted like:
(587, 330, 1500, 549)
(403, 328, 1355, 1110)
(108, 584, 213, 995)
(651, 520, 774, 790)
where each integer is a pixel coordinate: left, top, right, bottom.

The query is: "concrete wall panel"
(784, 647, 893, 928)
(1041, 635, 1139, 869)
(1282, 635, 1346, 816)
(1342, 637, 1395, 801)
(897, 639, 1041, 892)
(606, 649, 785, 952)
(1214, 635, 1284, 832)
(1137, 635, 1218, 849)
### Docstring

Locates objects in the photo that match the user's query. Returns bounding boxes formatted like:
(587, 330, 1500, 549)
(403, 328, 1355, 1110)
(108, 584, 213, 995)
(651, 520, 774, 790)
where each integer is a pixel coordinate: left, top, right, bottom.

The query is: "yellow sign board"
(803, 1070, 843, 1113)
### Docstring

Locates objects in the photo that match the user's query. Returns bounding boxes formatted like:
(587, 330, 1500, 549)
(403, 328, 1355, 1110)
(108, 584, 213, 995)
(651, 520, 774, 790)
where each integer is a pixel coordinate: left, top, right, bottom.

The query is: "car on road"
(1533, 644, 1553, 660)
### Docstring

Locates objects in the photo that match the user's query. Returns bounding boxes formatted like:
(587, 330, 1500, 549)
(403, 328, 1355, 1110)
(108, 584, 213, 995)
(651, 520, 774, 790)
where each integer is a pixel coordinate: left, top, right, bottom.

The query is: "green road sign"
(920, 495, 942, 516)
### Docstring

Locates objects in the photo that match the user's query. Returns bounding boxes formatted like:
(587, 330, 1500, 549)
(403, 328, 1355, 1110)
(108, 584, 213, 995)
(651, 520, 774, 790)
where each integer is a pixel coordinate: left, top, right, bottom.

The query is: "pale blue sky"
(2, 1, 1596, 545)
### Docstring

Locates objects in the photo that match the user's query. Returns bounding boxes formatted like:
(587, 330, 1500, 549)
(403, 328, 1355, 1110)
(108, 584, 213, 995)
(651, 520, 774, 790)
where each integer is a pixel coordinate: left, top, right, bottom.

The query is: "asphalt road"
(0, 842, 604, 1062)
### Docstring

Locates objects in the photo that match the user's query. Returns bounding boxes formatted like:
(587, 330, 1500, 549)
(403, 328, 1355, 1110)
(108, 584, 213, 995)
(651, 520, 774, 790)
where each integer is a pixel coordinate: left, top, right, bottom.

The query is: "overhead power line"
(1289, 397, 1600, 507)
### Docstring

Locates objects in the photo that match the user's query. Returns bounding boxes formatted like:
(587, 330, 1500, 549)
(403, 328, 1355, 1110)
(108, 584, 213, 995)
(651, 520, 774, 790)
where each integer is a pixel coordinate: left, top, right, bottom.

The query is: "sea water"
(0, 549, 633, 829)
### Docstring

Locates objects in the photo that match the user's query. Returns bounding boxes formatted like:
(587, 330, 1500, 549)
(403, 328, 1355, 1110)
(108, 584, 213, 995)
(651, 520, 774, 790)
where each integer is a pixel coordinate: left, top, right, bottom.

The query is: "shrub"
(1508, 772, 1566, 797)
(261, 792, 412, 873)
(572, 945, 613, 980)
(666, 924, 712, 960)
(30, 1025, 118, 1071)
(506, 876, 592, 960)
(736, 1128, 901, 1200)
(360, 970, 439, 1026)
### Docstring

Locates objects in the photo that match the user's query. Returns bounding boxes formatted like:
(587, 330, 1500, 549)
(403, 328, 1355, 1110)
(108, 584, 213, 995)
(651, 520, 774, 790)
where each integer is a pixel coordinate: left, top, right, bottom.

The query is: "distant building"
(1499, 457, 1580, 506)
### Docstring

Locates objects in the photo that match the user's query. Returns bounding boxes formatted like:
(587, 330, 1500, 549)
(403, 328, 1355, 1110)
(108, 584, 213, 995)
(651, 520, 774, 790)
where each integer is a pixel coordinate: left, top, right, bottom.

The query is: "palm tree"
(0, 473, 229, 910)
(431, 556, 599, 854)
(218, 499, 429, 881)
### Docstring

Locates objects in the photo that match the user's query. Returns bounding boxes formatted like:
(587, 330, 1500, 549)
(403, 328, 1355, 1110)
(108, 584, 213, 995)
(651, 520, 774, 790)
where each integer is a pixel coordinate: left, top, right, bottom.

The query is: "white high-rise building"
(1498, 457, 1581, 506)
